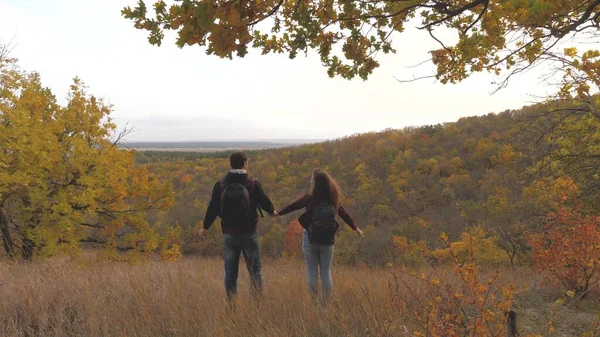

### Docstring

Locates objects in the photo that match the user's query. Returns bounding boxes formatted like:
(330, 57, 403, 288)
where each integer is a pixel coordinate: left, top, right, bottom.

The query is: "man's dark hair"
(230, 151, 248, 169)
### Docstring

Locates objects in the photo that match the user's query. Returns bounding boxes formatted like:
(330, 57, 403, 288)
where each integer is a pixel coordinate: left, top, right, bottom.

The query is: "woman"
(276, 168, 364, 301)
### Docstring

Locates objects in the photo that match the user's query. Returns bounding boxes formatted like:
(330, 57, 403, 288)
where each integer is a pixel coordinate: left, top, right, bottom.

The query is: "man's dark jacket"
(203, 171, 274, 234)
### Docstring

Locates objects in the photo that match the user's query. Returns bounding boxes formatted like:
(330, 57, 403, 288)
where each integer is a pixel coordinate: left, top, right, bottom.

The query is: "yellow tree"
(0, 51, 176, 260)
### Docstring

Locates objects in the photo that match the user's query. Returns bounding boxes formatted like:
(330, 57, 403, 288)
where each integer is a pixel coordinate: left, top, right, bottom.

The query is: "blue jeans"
(302, 231, 334, 301)
(223, 233, 263, 300)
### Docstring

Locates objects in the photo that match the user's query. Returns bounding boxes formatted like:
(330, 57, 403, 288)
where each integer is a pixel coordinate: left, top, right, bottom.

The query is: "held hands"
(356, 228, 365, 238)
(197, 228, 207, 240)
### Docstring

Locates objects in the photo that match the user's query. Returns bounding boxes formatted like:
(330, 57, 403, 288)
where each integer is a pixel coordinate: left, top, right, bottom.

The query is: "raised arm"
(278, 194, 309, 216)
(338, 205, 363, 237)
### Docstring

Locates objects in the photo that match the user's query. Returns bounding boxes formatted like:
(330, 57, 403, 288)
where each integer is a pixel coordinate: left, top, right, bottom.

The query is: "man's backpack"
(219, 178, 260, 229)
(307, 203, 340, 246)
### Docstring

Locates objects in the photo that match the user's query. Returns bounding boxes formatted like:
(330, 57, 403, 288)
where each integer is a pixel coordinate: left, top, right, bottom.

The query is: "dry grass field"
(0, 257, 597, 337)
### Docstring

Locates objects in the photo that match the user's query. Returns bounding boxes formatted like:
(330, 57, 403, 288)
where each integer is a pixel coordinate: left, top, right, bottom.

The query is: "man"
(198, 151, 276, 300)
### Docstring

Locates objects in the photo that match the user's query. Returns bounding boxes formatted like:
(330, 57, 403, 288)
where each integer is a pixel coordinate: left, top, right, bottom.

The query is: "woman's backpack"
(307, 203, 339, 246)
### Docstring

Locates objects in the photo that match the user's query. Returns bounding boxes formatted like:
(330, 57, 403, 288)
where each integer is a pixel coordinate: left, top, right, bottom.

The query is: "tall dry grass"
(0, 257, 404, 337)
(0, 257, 596, 337)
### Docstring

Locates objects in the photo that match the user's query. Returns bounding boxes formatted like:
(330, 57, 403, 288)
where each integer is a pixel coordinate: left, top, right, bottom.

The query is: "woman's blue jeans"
(302, 231, 334, 301)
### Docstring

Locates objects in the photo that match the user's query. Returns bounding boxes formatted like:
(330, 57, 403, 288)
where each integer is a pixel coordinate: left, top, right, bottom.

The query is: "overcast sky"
(0, 0, 551, 141)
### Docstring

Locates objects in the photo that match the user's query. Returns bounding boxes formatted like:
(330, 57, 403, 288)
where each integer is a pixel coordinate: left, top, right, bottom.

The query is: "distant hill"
(139, 104, 597, 264)
(121, 140, 323, 152)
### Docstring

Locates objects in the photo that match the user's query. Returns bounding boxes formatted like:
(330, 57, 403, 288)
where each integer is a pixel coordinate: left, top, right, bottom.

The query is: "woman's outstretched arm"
(338, 206, 364, 237)
(337, 205, 357, 230)
(278, 194, 309, 216)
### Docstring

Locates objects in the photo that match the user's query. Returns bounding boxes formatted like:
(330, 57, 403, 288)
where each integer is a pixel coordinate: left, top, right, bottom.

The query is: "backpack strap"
(219, 179, 226, 193)
(245, 178, 255, 190)
(245, 178, 264, 218)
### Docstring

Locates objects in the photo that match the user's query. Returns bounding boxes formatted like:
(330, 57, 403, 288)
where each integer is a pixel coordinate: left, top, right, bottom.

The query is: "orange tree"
(529, 207, 600, 297)
(283, 219, 303, 257)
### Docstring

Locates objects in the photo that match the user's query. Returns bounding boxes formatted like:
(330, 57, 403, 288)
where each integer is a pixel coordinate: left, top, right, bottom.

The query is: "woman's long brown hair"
(309, 168, 343, 210)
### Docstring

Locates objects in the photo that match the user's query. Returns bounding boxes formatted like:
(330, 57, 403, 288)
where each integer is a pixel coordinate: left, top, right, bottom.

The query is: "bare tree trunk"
(506, 310, 518, 337)
(19, 197, 37, 261)
(20, 224, 35, 260)
(21, 237, 35, 260)
(0, 210, 15, 257)
(508, 245, 517, 268)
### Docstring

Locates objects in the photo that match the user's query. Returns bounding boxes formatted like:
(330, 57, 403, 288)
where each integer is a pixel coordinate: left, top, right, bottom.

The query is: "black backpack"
(307, 203, 340, 246)
(219, 178, 260, 229)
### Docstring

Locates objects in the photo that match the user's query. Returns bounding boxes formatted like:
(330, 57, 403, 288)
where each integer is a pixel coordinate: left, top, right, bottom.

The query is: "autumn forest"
(2, 0, 600, 335)
(140, 101, 598, 268)
(2, 47, 600, 337)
